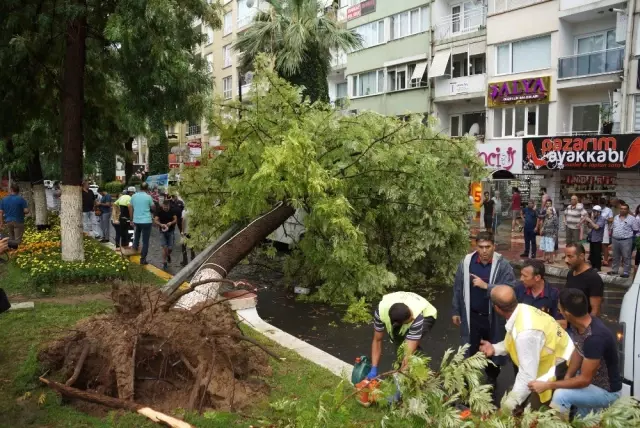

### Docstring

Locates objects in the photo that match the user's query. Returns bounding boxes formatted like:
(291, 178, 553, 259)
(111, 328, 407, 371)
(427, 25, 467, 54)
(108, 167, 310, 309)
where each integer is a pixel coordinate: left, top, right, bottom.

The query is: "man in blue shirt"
(0, 183, 29, 243)
(521, 199, 538, 259)
(129, 183, 154, 265)
(514, 259, 562, 322)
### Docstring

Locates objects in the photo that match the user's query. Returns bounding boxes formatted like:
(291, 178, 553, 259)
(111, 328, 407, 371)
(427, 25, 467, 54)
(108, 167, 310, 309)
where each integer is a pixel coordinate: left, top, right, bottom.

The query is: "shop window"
(493, 104, 548, 137)
(560, 175, 617, 209)
(496, 35, 551, 75)
(571, 104, 606, 134)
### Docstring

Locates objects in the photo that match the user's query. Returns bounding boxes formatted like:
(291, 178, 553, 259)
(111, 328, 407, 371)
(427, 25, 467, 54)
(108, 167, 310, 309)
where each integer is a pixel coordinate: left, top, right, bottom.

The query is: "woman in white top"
(601, 198, 613, 266)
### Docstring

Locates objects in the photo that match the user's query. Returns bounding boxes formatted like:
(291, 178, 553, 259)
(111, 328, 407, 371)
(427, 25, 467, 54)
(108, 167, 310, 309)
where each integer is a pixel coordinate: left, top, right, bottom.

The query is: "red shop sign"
(524, 134, 640, 171)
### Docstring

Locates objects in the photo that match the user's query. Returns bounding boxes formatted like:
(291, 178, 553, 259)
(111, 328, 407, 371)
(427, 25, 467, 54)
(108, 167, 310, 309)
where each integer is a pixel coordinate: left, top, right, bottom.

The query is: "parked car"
(89, 184, 99, 196)
(44, 180, 53, 189)
(618, 272, 640, 398)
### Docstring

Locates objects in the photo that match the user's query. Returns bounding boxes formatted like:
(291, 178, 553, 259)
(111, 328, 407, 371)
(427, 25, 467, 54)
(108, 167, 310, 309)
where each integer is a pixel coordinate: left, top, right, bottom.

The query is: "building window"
(635, 96, 640, 132)
(353, 20, 385, 49)
(450, 112, 486, 137)
(572, 104, 607, 134)
(223, 12, 232, 35)
(223, 76, 233, 99)
(493, 104, 549, 137)
(448, 54, 485, 78)
(223, 45, 232, 68)
(206, 26, 214, 45)
(351, 70, 384, 97)
(387, 62, 427, 91)
(205, 54, 213, 73)
(237, 0, 256, 27)
(188, 121, 201, 136)
(496, 35, 551, 75)
(390, 7, 429, 40)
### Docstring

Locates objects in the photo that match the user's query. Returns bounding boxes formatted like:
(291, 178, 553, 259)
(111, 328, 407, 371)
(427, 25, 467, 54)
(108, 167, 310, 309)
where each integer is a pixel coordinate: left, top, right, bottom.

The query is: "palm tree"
(234, 0, 361, 103)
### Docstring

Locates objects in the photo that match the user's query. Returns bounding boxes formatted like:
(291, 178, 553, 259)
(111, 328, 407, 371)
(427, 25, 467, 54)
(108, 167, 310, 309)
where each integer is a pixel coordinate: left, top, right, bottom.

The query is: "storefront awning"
(429, 51, 450, 78)
(411, 61, 428, 81)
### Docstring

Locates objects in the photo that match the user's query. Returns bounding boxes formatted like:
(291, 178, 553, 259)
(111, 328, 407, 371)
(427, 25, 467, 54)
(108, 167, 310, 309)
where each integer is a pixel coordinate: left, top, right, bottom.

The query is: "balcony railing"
(435, 8, 486, 41)
(558, 47, 624, 79)
(435, 73, 486, 99)
(330, 49, 347, 69)
(489, 0, 546, 14)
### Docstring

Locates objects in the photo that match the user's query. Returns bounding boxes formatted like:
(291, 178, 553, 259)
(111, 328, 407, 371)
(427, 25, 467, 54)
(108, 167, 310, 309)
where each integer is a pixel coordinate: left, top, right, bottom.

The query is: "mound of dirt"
(39, 283, 272, 415)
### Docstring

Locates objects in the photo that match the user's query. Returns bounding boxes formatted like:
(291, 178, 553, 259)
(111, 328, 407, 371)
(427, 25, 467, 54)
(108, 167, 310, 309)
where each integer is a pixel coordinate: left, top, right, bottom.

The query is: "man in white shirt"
(479, 286, 574, 413)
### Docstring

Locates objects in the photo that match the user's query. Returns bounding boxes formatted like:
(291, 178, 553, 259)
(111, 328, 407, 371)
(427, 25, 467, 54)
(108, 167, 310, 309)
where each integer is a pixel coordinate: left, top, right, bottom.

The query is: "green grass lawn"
(0, 295, 379, 427)
(0, 260, 163, 299)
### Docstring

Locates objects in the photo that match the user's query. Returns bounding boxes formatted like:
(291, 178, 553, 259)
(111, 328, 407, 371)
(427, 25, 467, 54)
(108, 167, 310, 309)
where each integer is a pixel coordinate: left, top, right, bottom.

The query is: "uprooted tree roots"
(39, 282, 276, 417)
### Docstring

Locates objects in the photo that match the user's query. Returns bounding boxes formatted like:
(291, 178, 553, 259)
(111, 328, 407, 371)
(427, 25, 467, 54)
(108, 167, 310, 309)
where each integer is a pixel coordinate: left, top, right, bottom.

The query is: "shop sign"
(470, 181, 483, 212)
(347, 0, 375, 20)
(187, 140, 202, 157)
(523, 134, 640, 171)
(487, 76, 551, 108)
(476, 141, 523, 174)
(169, 163, 181, 169)
(564, 175, 616, 185)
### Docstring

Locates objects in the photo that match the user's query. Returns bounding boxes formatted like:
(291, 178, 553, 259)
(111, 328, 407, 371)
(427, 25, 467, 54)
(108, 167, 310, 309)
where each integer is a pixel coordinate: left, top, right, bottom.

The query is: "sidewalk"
(471, 224, 633, 288)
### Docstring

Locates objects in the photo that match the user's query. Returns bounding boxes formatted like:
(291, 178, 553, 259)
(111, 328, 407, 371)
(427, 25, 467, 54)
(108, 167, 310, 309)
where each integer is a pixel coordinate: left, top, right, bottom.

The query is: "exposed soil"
(38, 284, 272, 416)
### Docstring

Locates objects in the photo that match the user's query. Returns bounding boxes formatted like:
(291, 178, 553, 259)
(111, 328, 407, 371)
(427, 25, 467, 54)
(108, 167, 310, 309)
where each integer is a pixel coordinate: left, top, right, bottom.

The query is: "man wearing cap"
(113, 188, 133, 249)
(366, 292, 437, 379)
(583, 205, 606, 271)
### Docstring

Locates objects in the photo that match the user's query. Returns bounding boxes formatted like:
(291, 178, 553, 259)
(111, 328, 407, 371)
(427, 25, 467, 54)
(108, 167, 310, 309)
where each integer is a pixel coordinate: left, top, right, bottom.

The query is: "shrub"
(128, 175, 142, 186)
(11, 224, 129, 291)
(104, 181, 124, 195)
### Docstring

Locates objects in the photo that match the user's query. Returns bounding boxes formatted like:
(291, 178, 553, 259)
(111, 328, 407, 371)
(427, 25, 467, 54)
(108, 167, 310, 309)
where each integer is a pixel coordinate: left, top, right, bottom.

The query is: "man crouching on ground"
(366, 291, 437, 380)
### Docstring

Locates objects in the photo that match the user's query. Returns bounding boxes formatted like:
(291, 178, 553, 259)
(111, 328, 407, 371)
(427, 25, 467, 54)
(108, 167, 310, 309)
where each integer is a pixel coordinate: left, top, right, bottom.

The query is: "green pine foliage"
(178, 55, 487, 304)
(265, 346, 640, 427)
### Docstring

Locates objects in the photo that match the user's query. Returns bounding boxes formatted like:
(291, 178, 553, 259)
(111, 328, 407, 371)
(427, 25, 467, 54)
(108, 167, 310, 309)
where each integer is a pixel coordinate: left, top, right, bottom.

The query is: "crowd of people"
(81, 182, 195, 270)
(368, 231, 618, 420)
(482, 187, 640, 279)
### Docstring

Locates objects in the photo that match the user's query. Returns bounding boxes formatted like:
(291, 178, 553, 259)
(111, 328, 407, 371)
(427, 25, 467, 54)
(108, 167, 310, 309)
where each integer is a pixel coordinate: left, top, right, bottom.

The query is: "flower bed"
(12, 224, 129, 291)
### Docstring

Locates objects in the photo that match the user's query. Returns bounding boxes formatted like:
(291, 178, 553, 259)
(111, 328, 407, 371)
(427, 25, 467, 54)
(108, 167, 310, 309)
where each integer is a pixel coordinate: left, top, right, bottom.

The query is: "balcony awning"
(411, 61, 428, 81)
(429, 51, 451, 78)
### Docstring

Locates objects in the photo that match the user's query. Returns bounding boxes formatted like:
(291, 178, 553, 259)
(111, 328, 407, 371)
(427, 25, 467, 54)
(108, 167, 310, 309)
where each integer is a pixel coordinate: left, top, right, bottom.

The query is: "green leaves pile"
(266, 345, 640, 428)
(179, 55, 486, 304)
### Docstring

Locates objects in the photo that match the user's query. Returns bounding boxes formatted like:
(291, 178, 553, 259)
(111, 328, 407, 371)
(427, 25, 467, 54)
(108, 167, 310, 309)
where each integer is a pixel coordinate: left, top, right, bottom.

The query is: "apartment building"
(341, 0, 431, 116)
(474, 0, 640, 212)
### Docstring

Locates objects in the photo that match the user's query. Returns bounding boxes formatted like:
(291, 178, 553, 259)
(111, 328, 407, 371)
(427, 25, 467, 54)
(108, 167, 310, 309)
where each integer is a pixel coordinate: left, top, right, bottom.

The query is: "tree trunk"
(124, 137, 134, 183)
(285, 44, 329, 104)
(29, 151, 48, 228)
(60, 0, 87, 262)
(17, 181, 34, 217)
(148, 115, 169, 176)
(176, 203, 295, 309)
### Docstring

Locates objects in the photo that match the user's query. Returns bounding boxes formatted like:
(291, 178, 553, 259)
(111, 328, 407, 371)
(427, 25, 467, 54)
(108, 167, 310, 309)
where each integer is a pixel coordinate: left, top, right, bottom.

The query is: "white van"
(617, 275, 640, 397)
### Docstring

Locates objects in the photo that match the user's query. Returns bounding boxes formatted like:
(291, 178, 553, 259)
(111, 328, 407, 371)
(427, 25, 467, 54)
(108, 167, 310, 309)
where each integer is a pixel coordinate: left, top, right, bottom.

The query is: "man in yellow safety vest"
(479, 285, 574, 412)
(366, 292, 437, 380)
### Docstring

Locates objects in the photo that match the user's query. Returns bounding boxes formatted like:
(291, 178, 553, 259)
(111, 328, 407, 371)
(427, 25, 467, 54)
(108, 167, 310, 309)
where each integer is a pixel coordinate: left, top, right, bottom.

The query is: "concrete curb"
(508, 260, 633, 289)
(236, 307, 353, 378)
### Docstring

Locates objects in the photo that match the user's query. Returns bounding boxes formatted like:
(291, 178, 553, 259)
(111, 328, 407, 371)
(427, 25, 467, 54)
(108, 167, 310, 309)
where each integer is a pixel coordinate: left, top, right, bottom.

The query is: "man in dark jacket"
(452, 231, 517, 402)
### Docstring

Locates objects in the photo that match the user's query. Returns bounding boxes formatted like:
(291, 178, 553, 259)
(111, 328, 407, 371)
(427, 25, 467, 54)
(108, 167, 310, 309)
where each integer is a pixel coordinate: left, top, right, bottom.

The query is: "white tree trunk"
(18, 181, 35, 219)
(174, 268, 222, 310)
(32, 184, 48, 227)
(60, 184, 84, 261)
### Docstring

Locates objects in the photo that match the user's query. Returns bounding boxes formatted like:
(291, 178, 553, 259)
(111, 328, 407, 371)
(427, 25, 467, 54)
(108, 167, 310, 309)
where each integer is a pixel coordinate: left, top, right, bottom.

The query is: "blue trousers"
(524, 229, 537, 257)
(133, 223, 152, 261)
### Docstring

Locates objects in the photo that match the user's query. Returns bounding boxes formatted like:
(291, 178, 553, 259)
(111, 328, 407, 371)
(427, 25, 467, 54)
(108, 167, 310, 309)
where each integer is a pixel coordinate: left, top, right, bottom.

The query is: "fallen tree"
(39, 279, 277, 419)
(178, 55, 486, 308)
